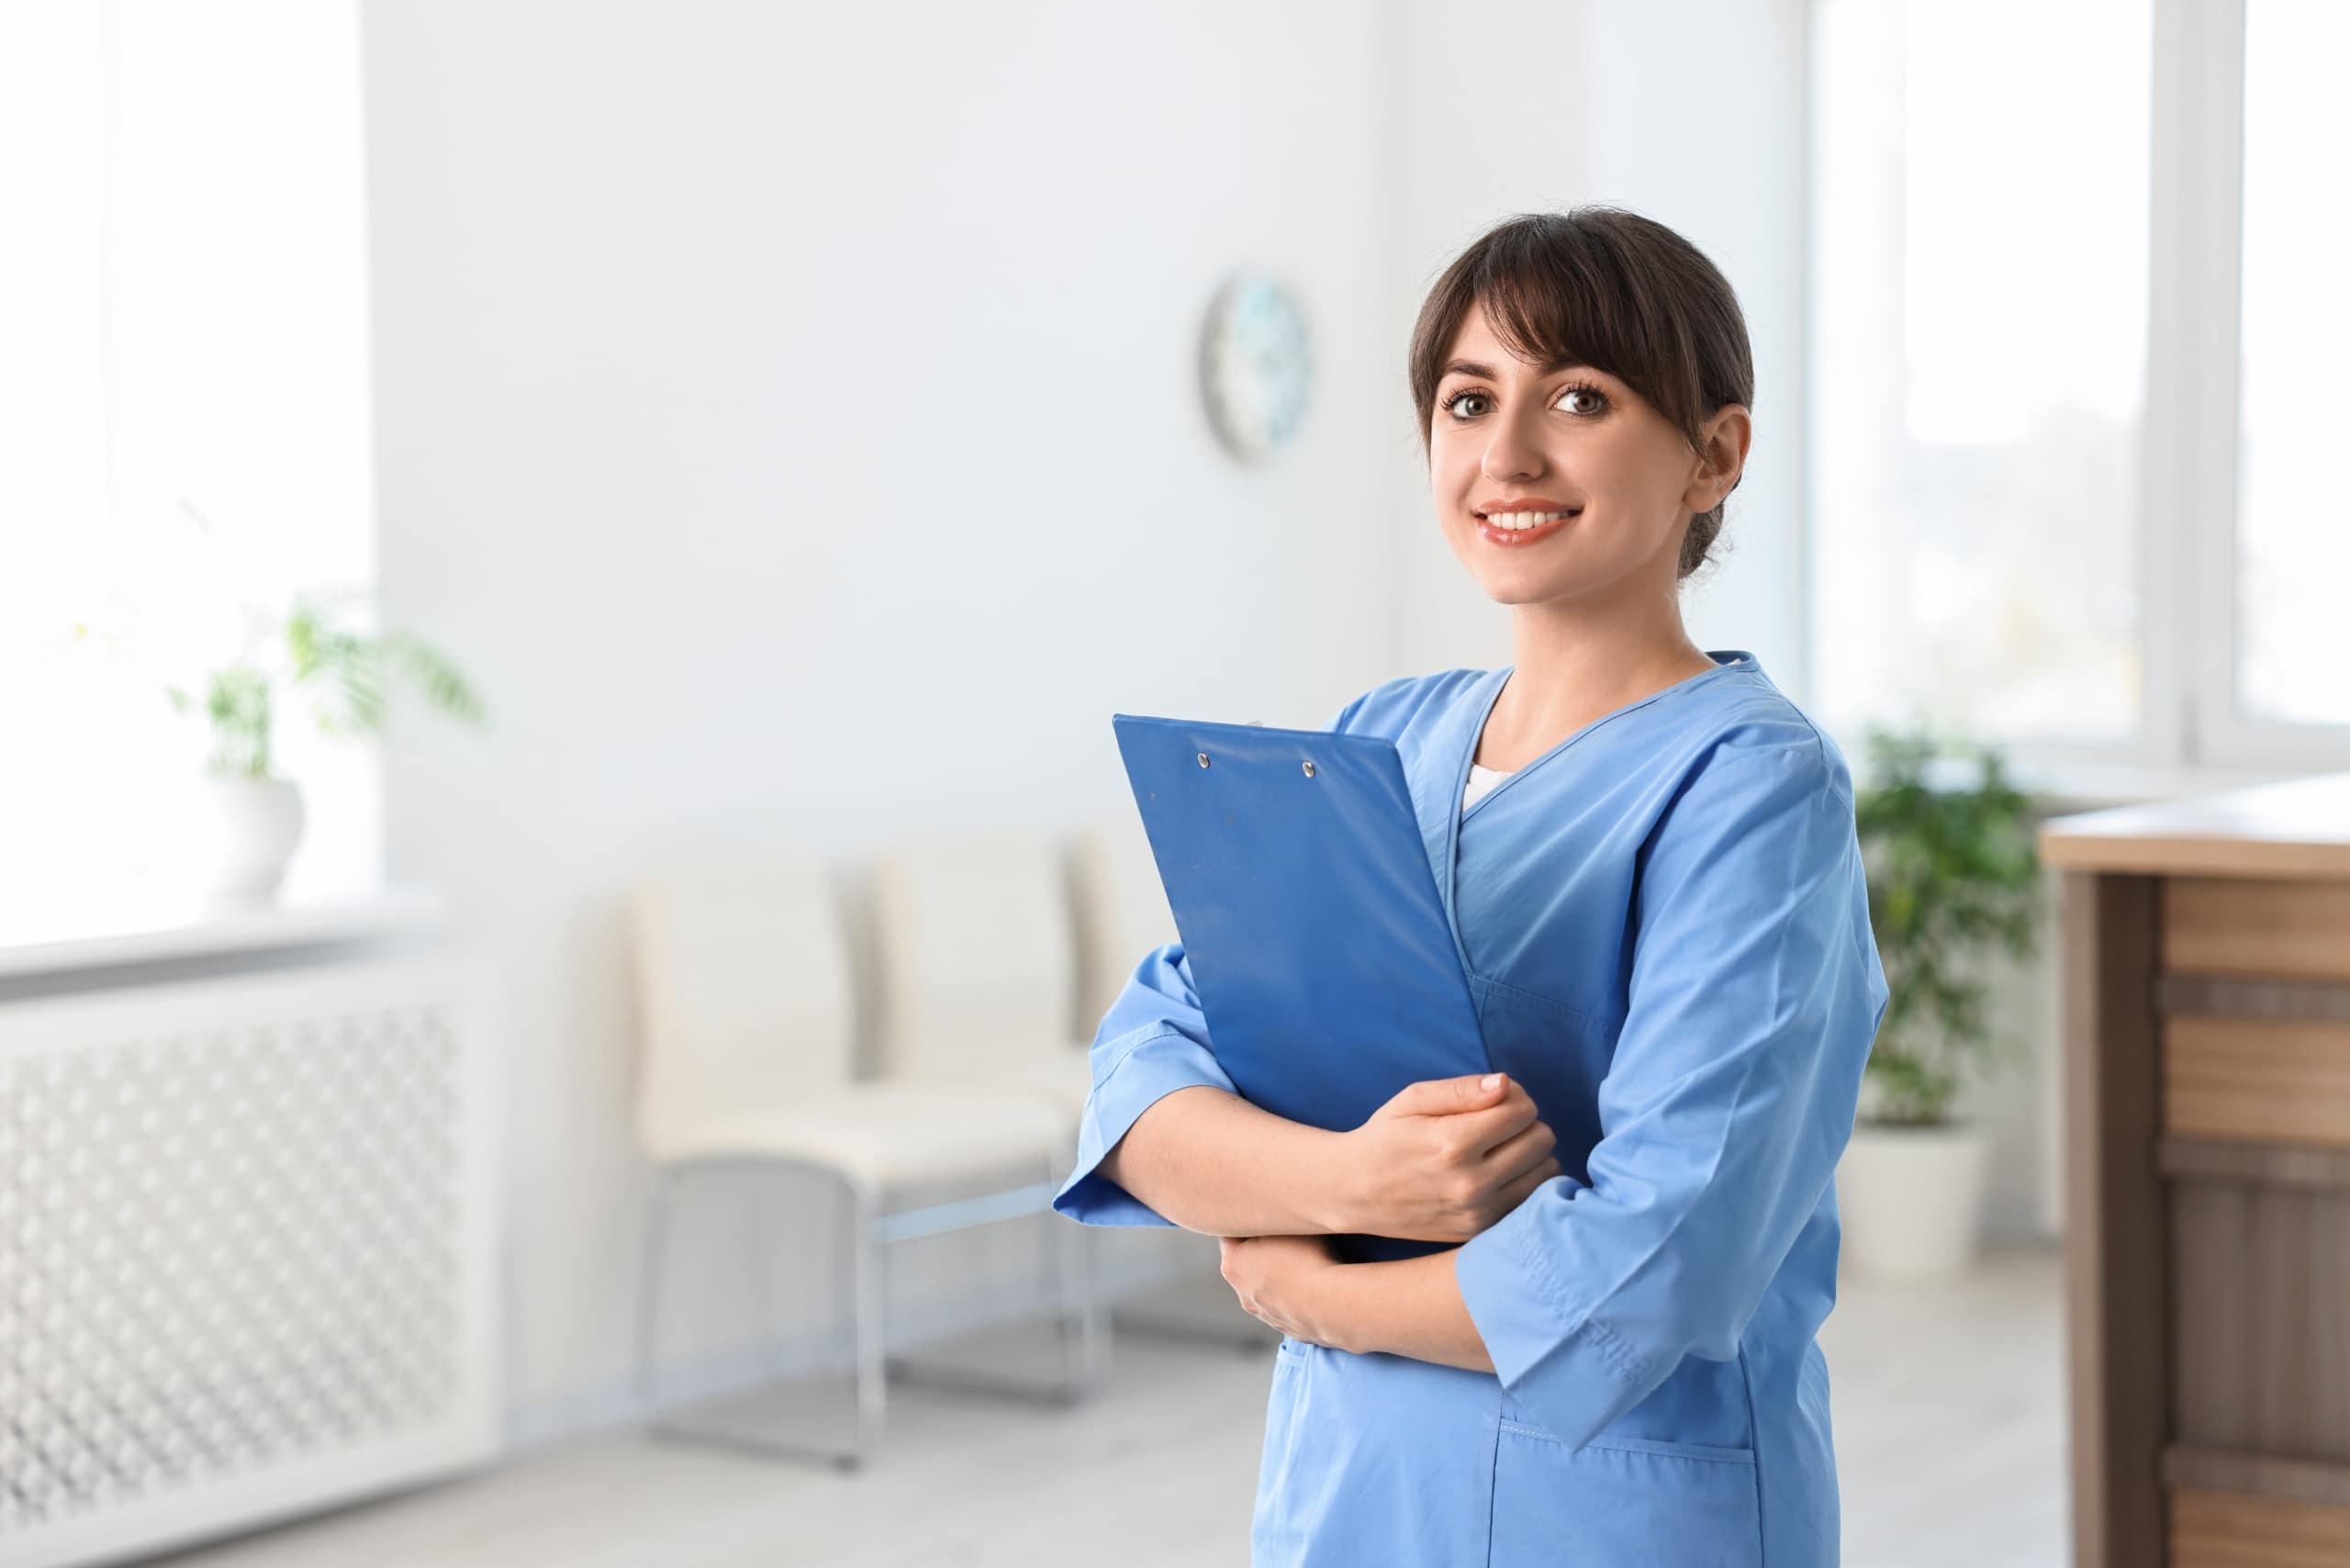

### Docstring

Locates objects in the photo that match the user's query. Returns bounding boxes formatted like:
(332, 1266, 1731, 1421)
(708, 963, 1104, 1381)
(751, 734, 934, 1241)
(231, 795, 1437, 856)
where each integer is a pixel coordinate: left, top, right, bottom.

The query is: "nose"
(1480, 405, 1546, 485)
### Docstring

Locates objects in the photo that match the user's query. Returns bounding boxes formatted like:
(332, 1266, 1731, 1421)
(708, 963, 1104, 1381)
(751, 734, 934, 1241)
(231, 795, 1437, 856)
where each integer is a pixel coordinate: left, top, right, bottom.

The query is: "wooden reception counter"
(2042, 772, 2350, 1568)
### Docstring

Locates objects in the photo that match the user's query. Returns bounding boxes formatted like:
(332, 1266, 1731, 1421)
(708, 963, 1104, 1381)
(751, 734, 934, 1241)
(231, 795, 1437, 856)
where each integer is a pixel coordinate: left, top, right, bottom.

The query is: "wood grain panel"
(2065, 872, 2166, 1568)
(2170, 1486, 2350, 1567)
(2162, 1137, 2350, 1190)
(2171, 1182, 2350, 1460)
(2167, 1447, 2350, 1508)
(2160, 973, 2350, 1025)
(2165, 1014, 2350, 1148)
(2165, 877, 2350, 980)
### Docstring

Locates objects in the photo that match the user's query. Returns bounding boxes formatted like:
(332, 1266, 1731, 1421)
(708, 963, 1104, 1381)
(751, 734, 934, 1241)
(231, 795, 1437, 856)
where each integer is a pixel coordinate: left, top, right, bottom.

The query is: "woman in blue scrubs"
(1054, 207, 1890, 1567)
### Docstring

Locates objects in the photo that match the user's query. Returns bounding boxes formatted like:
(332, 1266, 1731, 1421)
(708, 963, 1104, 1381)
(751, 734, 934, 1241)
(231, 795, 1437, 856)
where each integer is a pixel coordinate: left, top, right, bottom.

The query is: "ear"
(1683, 404, 1752, 514)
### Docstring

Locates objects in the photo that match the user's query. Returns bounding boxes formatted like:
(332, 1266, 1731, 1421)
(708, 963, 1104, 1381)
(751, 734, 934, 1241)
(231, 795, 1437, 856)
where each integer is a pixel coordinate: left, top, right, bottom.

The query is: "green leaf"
(1852, 723, 2046, 1114)
(169, 571, 487, 773)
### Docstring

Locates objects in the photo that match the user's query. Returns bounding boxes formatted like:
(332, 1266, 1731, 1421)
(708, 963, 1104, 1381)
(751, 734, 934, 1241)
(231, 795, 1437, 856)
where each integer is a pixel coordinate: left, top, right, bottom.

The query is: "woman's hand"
(1336, 1072, 1561, 1242)
(1218, 1233, 1349, 1348)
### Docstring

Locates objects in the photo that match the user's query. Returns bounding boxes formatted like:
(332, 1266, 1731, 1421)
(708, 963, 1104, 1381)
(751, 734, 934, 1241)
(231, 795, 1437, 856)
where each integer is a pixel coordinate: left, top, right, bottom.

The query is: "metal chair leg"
(851, 1181, 886, 1466)
(641, 1163, 867, 1472)
(631, 1168, 676, 1412)
(880, 1154, 1104, 1407)
(642, 1156, 1102, 1469)
(1058, 1202, 1109, 1394)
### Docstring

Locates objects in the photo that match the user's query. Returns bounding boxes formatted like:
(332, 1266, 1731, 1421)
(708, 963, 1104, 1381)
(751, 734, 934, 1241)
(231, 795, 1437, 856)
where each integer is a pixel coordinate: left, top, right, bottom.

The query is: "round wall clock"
(1199, 272, 1313, 463)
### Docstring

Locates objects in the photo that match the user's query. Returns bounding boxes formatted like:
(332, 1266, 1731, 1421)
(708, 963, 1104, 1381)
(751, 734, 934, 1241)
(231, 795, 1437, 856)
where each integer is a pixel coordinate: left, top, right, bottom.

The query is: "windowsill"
(0, 880, 446, 980)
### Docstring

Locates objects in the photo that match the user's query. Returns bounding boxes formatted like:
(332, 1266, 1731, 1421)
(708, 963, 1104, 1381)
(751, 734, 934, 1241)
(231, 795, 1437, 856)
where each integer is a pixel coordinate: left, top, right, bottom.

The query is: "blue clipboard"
(1113, 712, 1494, 1258)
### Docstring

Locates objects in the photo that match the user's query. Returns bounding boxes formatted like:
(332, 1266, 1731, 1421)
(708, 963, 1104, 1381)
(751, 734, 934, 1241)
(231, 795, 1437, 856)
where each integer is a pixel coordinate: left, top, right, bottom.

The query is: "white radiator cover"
(0, 955, 499, 1568)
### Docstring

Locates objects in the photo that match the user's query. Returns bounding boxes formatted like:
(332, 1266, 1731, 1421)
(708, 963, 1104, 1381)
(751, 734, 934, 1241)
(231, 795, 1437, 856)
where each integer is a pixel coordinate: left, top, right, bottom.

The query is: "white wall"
(364, 0, 1402, 1440)
(1377, 0, 1593, 678)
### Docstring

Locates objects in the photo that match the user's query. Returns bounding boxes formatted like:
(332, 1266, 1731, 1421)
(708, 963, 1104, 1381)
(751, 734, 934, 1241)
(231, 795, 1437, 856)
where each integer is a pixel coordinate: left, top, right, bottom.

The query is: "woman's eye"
(1440, 385, 1606, 421)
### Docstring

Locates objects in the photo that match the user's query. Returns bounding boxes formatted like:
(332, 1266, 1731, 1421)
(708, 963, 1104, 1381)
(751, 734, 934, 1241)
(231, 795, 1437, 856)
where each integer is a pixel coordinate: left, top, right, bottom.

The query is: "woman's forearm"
(1101, 1085, 1361, 1238)
(1325, 1249, 1494, 1372)
(1215, 1236, 1494, 1372)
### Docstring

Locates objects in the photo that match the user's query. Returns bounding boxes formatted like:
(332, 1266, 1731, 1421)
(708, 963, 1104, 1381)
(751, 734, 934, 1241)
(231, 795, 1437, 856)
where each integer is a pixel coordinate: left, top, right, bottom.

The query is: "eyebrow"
(1439, 356, 1589, 382)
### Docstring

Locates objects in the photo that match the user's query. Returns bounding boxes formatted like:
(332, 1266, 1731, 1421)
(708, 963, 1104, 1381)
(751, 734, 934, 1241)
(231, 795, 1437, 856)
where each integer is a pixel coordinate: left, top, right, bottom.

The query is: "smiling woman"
(1056, 206, 1886, 1568)
(1409, 207, 1756, 612)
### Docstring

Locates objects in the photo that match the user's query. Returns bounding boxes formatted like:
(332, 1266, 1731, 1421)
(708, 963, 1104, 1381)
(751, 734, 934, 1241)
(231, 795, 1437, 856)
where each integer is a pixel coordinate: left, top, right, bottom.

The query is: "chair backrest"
(1069, 814, 1181, 1036)
(629, 853, 856, 1156)
(868, 831, 1079, 1080)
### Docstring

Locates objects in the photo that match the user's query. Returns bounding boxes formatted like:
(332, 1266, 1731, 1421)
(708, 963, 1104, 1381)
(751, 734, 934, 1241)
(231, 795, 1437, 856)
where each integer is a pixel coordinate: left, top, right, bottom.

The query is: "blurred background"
(2, 1, 2344, 1565)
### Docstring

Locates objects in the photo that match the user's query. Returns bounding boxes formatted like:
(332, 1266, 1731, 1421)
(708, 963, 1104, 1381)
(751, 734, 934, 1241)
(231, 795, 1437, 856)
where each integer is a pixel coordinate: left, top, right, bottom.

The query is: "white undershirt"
(1463, 761, 1515, 811)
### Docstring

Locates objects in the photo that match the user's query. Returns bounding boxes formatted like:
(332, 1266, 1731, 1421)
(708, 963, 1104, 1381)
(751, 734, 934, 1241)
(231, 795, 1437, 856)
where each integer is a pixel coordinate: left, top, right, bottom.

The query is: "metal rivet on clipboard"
(1302, 760, 1316, 778)
(1198, 752, 1211, 767)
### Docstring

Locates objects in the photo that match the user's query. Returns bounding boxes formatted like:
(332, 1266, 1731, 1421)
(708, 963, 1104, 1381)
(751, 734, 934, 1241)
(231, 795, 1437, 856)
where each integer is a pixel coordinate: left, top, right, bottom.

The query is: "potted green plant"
(165, 589, 485, 900)
(1840, 726, 2044, 1282)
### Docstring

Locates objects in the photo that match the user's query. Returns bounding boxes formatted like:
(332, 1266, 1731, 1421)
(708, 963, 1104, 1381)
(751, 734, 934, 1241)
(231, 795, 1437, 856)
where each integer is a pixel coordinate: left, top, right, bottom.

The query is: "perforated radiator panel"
(0, 957, 498, 1568)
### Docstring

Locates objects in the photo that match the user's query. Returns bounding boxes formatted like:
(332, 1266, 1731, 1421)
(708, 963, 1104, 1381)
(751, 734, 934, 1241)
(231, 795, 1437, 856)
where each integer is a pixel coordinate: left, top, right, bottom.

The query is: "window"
(1807, 0, 2344, 776)
(2232, 0, 2350, 730)
(0, 0, 376, 902)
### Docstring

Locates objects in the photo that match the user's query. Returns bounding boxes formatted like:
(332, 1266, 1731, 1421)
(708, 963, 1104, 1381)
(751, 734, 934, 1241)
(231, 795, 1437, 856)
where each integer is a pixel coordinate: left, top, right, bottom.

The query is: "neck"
(1497, 588, 1712, 738)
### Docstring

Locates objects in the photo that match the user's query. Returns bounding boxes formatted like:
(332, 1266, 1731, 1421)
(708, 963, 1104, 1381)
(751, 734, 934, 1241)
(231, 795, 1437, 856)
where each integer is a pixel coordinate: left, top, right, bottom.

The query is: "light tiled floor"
(157, 1243, 2066, 1567)
(1820, 1245, 2068, 1566)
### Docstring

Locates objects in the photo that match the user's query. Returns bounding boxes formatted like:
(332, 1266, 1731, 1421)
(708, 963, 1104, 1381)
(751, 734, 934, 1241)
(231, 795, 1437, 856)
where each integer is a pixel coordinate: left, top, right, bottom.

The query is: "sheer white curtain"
(0, 0, 377, 907)
(1810, 0, 2350, 770)
(2236, 0, 2350, 728)
(1807, 0, 2152, 752)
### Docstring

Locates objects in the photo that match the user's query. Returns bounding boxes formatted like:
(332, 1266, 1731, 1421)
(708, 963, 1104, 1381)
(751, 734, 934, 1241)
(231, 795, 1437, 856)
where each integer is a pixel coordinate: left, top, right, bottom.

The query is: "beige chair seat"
(993, 1048, 1094, 1119)
(648, 1079, 1072, 1191)
(906, 1047, 1091, 1122)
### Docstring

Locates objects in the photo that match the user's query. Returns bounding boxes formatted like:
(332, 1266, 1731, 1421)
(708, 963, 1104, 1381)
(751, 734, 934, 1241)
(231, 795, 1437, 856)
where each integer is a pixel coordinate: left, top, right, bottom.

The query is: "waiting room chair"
(866, 830, 1111, 1394)
(628, 852, 1099, 1472)
(867, 830, 1095, 1122)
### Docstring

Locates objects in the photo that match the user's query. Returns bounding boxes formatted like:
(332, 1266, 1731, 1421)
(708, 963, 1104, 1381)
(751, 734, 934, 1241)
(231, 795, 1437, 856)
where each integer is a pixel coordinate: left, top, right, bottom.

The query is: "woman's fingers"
(1439, 1083, 1541, 1156)
(1480, 1117, 1558, 1179)
(1490, 1156, 1563, 1216)
(1378, 1072, 1512, 1119)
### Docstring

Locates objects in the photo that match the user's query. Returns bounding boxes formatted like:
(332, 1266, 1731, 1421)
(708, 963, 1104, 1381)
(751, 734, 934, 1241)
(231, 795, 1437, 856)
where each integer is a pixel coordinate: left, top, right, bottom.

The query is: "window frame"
(1802, 0, 2350, 793)
(2181, 0, 2350, 767)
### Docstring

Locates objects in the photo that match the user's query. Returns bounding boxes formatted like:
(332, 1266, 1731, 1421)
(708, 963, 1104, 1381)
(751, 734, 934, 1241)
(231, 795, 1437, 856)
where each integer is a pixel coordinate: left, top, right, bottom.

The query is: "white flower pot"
(1837, 1119, 1990, 1283)
(192, 774, 306, 902)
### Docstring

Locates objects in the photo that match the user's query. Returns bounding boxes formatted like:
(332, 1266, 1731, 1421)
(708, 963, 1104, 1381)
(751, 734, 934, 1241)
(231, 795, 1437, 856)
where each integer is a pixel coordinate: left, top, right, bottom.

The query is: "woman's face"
(1428, 302, 1740, 609)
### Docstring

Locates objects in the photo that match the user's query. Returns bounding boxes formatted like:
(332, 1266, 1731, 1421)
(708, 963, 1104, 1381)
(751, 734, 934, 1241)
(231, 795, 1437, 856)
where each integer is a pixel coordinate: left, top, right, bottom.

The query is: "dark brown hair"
(1407, 206, 1754, 581)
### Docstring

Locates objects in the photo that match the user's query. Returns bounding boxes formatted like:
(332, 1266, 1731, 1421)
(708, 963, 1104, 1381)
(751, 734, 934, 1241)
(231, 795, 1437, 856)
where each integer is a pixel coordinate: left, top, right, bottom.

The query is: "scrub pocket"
(1251, 1338, 1312, 1561)
(1250, 1341, 1505, 1566)
(1489, 1420, 1764, 1567)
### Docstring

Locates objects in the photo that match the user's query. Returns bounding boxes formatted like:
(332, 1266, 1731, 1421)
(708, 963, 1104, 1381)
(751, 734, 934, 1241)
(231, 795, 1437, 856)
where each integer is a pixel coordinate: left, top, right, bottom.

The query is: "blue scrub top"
(1054, 652, 1891, 1567)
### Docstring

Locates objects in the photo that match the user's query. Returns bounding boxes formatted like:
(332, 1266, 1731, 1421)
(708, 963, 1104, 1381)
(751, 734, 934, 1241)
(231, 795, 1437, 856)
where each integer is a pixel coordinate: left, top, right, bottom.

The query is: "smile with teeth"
(1479, 509, 1577, 531)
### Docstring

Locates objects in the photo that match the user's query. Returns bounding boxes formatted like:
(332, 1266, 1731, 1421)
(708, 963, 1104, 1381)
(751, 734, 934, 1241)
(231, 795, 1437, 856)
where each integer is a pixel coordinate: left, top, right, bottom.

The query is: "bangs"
(1478, 235, 1699, 428)
(1407, 207, 1745, 459)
